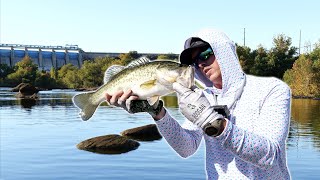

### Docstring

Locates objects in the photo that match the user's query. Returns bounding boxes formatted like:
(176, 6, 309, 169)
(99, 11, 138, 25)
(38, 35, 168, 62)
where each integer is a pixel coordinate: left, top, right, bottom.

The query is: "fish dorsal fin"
(127, 56, 151, 68)
(103, 57, 151, 83)
(104, 65, 126, 83)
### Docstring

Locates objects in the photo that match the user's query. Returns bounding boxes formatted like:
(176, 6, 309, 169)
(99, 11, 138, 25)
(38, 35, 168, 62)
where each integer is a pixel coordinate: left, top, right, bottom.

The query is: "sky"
(1, 0, 319, 54)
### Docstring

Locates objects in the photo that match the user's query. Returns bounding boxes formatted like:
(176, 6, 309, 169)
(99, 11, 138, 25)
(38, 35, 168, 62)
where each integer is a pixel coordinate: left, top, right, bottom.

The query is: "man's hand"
(105, 90, 164, 118)
(172, 82, 225, 136)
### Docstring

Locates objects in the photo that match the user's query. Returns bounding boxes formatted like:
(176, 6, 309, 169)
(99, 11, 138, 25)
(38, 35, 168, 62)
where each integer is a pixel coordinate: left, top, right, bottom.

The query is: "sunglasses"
(193, 47, 214, 65)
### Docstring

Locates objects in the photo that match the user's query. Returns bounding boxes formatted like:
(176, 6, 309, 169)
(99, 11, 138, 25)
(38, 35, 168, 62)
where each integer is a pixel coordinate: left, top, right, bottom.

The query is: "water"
(1, 88, 320, 179)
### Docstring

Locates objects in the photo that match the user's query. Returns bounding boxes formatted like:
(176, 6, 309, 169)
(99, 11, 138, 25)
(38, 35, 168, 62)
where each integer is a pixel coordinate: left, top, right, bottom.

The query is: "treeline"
(0, 51, 178, 89)
(236, 34, 320, 98)
(0, 34, 319, 97)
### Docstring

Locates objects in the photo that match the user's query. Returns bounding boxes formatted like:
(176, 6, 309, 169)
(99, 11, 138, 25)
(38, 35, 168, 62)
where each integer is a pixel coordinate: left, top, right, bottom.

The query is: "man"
(106, 28, 291, 179)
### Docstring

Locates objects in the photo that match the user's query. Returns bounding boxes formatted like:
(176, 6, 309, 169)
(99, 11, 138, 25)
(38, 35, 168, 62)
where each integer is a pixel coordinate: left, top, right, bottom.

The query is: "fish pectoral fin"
(140, 79, 156, 90)
(147, 96, 160, 107)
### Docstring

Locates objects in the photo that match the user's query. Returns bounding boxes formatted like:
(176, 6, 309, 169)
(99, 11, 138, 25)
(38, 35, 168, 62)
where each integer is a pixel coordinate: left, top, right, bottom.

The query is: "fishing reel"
(203, 105, 230, 137)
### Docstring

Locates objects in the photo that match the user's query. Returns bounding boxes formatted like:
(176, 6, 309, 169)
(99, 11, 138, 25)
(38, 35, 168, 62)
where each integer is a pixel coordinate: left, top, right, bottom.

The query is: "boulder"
(19, 83, 39, 95)
(14, 83, 39, 99)
(120, 124, 162, 141)
(11, 83, 28, 92)
(77, 134, 140, 154)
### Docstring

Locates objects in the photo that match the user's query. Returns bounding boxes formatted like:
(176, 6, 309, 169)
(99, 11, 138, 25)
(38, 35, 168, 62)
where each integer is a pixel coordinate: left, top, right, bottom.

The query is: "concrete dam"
(0, 44, 178, 71)
(0, 44, 123, 71)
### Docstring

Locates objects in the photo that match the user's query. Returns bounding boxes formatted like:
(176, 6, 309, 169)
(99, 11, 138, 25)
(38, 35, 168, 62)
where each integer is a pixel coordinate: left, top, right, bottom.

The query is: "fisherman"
(106, 28, 291, 179)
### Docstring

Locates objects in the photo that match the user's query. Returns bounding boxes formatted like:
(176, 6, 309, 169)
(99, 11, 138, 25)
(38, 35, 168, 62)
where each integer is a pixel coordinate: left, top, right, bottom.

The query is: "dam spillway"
(0, 44, 84, 71)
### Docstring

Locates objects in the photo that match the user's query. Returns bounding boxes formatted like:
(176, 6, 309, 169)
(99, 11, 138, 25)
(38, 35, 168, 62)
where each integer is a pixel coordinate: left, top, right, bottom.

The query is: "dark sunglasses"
(193, 47, 214, 65)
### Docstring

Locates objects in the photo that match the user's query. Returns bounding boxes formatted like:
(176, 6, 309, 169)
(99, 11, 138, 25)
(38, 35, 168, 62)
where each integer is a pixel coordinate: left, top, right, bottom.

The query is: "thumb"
(172, 82, 192, 95)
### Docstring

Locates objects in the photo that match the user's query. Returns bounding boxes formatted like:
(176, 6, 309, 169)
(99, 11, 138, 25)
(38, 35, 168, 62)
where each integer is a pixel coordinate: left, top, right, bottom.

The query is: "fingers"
(109, 90, 124, 106)
(105, 89, 139, 107)
(118, 89, 133, 104)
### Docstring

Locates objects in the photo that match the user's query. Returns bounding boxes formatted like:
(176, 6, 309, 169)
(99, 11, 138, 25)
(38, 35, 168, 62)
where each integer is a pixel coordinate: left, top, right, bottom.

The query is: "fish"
(72, 57, 194, 121)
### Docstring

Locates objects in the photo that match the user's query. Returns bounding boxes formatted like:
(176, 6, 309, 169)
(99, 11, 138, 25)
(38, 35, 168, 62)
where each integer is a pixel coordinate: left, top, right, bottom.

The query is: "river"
(0, 88, 319, 179)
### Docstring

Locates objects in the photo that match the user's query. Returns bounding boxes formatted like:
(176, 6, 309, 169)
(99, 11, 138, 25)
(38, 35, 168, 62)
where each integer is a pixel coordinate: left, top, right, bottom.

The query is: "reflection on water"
(0, 88, 75, 108)
(1, 88, 320, 179)
(289, 99, 320, 149)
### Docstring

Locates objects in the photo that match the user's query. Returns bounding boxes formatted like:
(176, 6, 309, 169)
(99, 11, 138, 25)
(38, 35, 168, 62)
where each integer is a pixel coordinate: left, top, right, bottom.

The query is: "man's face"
(191, 48, 222, 89)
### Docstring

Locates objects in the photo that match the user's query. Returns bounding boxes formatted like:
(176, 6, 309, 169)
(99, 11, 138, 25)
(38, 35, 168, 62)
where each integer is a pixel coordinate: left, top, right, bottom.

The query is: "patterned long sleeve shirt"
(156, 75, 291, 179)
(155, 29, 291, 179)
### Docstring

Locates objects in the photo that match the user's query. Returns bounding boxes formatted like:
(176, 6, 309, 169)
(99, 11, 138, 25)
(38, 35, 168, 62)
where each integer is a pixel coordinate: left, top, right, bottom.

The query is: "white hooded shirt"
(155, 28, 291, 179)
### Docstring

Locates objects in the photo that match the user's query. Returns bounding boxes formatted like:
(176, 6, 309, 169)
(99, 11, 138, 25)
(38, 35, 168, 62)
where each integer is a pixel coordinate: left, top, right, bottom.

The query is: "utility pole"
(243, 28, 246, 46)
(299, 30, 301, 55)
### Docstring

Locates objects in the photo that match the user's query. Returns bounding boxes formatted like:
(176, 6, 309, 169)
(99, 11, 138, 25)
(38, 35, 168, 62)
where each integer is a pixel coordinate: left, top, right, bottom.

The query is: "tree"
(157, 54, 170, 60)
(0, 64, 14, 80)
(236, 44, 254, 74)
(119, 51, 140, 65)
(78, 61, 103, 88)
(250, 46, 270, 76)
(157, 54, 178, 60)
(63, 70, 81, 89)
(268, 34, 298, 78)
(34, 72, 57, 89)
(309, 42, 320, 97)
(283, 55, 317, 97)
(6, 56, 38, 85)
(50, 67, 58, 80)
(57, 63, 81, 88)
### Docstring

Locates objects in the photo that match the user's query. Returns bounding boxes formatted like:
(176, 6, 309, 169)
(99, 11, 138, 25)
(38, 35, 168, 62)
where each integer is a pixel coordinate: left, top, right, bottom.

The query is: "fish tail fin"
(72, 91, 99, 121)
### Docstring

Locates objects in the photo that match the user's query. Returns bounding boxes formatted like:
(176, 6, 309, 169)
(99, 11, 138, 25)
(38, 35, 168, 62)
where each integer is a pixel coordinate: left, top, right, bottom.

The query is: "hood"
(190, 28, 245, 98)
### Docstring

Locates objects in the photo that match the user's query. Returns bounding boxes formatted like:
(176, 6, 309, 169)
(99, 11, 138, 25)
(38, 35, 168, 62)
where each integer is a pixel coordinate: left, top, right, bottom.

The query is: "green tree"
(78, 61, 103, 88)
(309, 42, 320, 96)
(50, 67, 58, 80)
(57, 63, 81, 88)
(0, 63, 14, 79)
(157, 54, 170, 60)
(119, 51, 140, 65)
(157, 54, 178, 60)
(34, 72, 57, 89)
(63, 70, 81, 89)
(6, 56, 38, 85)
(268, 34, 297, 78)
(236, 44, 254, 74)
(250, 46, 270, 76)
(57, 64, 77, 79)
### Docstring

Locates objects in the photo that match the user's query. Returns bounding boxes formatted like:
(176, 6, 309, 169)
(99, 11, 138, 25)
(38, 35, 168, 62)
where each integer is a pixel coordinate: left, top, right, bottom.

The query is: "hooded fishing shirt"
(155, 28, 291, 179)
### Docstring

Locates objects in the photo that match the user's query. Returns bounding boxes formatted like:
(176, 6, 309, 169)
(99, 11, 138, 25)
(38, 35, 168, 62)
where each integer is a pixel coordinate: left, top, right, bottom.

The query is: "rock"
(120, 124, 162, 141)
(77, 134, 140, 154)
(19, 83, 39, 95)
(13, 83, 39, 99)
(11, 83, 28, 92)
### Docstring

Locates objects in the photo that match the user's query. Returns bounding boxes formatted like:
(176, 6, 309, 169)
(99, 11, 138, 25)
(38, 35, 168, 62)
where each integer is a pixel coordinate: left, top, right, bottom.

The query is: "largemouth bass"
(72, 57, 194, 121)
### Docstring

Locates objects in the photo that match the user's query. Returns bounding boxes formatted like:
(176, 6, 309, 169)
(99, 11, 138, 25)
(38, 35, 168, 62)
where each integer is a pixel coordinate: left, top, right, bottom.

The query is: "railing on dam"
(0, 44, 83, 71)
